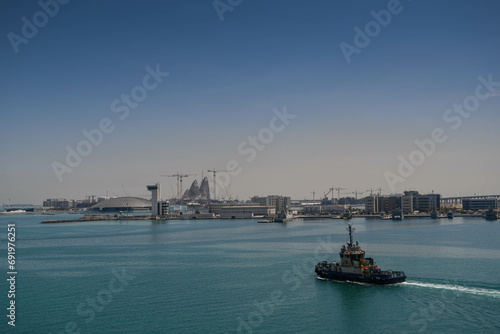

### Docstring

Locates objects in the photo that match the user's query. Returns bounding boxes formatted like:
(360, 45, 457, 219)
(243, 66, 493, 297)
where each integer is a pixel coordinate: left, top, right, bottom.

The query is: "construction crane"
(160, 173, 196, 200)
(366, 188, 382, 196)
(323, 187, 334, 201)
(333, 187, 346, 204)
(310, 191, 316, 201)
(207, 169, 230, 201)
(121, 184, 129, 197)
(350, 190, 364, 200)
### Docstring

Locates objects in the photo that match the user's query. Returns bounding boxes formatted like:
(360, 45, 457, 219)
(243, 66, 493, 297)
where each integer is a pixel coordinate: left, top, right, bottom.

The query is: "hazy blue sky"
(1, 0, 499, 204)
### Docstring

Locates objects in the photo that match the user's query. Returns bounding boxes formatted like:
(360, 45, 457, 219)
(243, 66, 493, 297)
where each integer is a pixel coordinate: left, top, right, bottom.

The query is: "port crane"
(207, 169, 230, 201)
(161, 173, 196, 200)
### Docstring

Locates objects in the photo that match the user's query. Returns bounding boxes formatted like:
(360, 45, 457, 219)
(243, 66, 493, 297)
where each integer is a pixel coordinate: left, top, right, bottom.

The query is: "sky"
(1, 0, 499, 205)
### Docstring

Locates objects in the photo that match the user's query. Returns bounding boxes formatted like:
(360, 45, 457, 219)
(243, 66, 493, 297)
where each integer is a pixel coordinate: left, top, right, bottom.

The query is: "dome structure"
(89, 197, 151, 212)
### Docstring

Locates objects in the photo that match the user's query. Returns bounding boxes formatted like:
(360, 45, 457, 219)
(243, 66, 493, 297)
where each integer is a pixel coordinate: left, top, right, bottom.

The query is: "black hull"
(315, 265, 406, 285)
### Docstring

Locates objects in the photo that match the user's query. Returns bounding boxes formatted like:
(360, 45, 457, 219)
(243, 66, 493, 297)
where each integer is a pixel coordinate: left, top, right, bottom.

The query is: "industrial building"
(43, 196, 105, 209)
(364, 195, 401, 214)
(219, 205, 276, 219)
(209, 202, 259, 215)
(250, 195, 291, 213)
(301, 204, 344, 214)
(462, 198, 498, 210)
(365, 191, 441, 214)
(401, 191, 441, 213)
(89, 197, 151, 212)
(43, 198, 73, 209)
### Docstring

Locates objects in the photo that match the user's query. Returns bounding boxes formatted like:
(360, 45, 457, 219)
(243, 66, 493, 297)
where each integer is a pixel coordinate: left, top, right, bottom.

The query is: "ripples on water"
(2, 215, 500, 333)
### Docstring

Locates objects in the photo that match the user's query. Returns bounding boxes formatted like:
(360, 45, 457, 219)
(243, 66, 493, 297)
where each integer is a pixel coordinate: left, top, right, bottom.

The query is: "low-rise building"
(43, 198, 72, 209)
(401, 195, 413, 214)
(209, 202, 259, 215)
(365, 196, 379, 214)
(366, 191, 441, 214)
(251, 195, 291, 213)
(463, 198, 498, 210)
(219, 205, 275, 219)
(403, 191, 441, 212)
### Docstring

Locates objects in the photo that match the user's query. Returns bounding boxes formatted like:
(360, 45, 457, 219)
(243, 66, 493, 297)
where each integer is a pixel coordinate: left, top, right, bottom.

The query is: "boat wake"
(403, 281, 500, 299)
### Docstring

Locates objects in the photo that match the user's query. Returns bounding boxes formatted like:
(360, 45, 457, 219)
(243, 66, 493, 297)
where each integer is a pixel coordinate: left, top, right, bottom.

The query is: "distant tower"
(147, 183, 161, 216)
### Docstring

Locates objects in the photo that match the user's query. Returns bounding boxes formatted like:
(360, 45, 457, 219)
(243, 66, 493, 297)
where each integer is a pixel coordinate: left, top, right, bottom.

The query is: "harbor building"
(380, 196, 401, 213)
(462, 198, 498, 210)
(413, 193, 440, 211)
(365, 191, 441, 214)
(365, 195, 402, 214)
(251, 195, 291, 213)
(364, 196, 379, 214)
(401, 194, 413, 214)
(89, 197, 151, 212)
(402, 191, 441, 212)
(209, 202, 260, 215)
(219, 205, 275, 219)
(301, 203, 344, 214)
(43, 198, 73, 209)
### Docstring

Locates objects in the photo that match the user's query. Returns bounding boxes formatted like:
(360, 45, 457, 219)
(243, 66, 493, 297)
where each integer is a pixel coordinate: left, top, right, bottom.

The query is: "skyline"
(1, 0, 500, 204)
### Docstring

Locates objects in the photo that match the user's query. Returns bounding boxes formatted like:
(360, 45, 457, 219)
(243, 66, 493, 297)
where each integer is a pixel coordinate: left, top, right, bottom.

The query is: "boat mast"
(348, 223, 354, 247)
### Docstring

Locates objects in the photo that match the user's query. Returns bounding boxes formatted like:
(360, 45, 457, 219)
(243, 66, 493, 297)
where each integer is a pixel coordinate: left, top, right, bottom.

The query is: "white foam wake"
(403, 281, 500, 298)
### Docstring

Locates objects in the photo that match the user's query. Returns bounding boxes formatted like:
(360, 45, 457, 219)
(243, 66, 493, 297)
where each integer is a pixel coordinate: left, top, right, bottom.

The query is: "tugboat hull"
(315, 265, 406, 285)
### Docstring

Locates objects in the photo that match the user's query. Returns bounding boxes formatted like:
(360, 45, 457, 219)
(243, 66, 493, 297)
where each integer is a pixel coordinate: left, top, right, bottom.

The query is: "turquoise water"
(1, 214, 500, 333)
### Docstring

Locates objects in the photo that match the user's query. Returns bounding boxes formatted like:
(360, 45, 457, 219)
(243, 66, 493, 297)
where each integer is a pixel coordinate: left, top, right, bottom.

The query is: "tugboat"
(430, 210, 438, 219)
(484, 208, 498, 221)
(341, 209, 352, 220)
(392, 208, 403, 220)
(315, 223, 406, 284)
(273, 209, 293, 223)
(447, 211, 454, 219)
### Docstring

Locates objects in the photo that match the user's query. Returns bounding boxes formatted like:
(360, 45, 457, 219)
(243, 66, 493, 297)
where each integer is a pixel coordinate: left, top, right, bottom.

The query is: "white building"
(219, 205, 275, 219)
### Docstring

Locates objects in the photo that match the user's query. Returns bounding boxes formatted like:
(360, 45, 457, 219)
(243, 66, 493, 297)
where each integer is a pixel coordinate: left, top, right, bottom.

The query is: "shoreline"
(40, 213, 488, 224)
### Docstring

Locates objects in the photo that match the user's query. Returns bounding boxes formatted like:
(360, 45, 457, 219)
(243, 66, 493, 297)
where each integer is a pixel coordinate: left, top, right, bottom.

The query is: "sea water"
(1, 214, 499, 333)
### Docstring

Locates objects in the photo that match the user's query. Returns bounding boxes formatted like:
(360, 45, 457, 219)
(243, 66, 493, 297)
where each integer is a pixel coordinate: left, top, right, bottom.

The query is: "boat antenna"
(347, 223, 354, 247)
